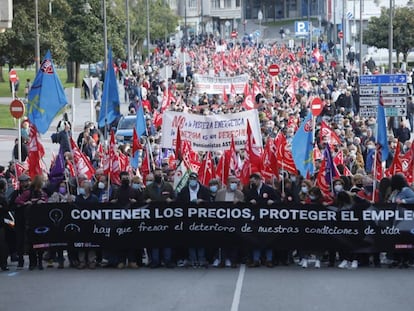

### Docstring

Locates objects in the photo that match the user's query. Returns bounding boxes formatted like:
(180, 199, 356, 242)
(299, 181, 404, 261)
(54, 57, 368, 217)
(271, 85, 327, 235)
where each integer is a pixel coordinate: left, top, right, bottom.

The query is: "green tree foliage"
(130, 0, 179, 58)
(364, 6, 414, 63)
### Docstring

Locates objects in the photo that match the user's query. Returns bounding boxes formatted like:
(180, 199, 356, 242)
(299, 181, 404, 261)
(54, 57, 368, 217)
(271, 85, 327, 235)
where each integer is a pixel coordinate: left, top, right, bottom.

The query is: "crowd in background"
(1, 34, 414, 271)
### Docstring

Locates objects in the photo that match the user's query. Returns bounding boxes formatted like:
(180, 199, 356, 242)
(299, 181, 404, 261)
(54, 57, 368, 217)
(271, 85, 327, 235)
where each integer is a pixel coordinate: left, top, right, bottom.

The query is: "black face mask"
(154, 175, 162, 183)
(250, 183, 257, 190)
(121, 179, 130, 187)
(356, 183, 363, 188)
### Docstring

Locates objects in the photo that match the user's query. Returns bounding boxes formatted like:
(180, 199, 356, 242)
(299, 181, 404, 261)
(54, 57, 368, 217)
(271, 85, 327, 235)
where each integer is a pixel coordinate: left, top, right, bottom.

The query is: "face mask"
(59, 186, 66, 194)
(301, 186, 308, 193)
(154, 175, 162, 183)
(122, 179, 130, 186)
(250, 183, 257, 190)
(189, 180, 198, 188)
(290, 176, 296, 182)
(334, 185, 343, 192)
(209, 185, 218, 193)
(98, 182, 105, 189)
(131, 183, 140, 190)
(78, 188, 86, 195)
(356, 183, 363, 188)
(146, 181, 153, 186)
(309, 195, 316, 200)
(229, 183, 238, 191)
(367, 144, 375, 150)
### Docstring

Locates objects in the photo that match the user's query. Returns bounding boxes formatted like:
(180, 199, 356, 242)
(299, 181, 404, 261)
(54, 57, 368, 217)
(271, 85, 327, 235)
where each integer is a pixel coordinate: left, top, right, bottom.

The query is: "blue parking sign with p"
(295, 21, 309, 36)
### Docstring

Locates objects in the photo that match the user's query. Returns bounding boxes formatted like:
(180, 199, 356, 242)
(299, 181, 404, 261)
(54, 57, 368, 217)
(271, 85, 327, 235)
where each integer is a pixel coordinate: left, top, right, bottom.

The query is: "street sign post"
(268, 64, 280, 76)
(9, 99, 25, 162)
(9, 69, 18, 99)
(311, 97, 324, 116)
(359, 74, 407, 117)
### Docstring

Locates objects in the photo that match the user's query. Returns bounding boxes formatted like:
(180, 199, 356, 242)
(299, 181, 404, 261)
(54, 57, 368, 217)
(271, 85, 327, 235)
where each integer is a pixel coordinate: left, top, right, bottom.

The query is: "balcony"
(210, 7, 242, 19)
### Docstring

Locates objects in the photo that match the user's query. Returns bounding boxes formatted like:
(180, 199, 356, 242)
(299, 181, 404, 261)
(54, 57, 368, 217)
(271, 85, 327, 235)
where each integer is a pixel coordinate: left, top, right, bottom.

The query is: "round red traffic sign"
(338, 31, 343, 39)
(10, 99, 25, 119)
(311, 97, 324, 116)
(9, 69, 17, 83)
(231, 30, 238, 38)
(268, 64, 280, 76)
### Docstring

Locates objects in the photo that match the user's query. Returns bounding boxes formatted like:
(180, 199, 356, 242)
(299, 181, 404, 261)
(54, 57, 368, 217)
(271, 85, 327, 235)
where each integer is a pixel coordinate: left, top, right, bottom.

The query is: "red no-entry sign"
(9, 69, 17, 83)
(10, 99, 25, 119)
(311, 97, 324, 116)
(268, 64, 280, 76)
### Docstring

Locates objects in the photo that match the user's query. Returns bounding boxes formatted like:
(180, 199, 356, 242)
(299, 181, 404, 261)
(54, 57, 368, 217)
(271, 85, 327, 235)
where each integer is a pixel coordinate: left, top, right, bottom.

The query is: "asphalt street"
(1, 262, 414, 311)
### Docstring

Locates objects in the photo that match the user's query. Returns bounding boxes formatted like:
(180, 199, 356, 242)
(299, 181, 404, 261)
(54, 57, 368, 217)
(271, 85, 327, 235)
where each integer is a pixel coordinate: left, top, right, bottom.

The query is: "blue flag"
(377, 86, 389, 161)
(291, 112, 314, 176)
(27, 50, 68, 134)
(136, 100, 146, 137)
(98, 48, 121, 128)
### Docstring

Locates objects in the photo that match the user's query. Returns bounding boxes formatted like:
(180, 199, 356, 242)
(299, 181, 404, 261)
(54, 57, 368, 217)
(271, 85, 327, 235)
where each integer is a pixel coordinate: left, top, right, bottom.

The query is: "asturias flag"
(291, 112, 314, 177)
(27, 50, 68, 134)
(98, 47, 121, 128)
(377, 86, 389, 161)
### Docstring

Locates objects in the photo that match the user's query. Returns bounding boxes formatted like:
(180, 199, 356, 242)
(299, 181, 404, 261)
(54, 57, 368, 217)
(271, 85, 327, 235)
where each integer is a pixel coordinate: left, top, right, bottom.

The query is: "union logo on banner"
(304, 118, 313, 132)
(40, 59, 54, 74)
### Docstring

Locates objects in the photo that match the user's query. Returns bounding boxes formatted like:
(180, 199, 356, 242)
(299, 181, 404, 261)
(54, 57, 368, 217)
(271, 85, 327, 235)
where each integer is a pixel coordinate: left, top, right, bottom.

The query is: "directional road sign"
(359, 74, 407, 117)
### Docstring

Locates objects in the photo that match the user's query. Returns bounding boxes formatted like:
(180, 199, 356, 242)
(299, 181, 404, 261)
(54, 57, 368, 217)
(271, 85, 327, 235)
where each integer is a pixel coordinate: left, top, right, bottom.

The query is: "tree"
(364, 6, 414, 65)
(130, 0, 179, 60)
(64, 0, 125, 87)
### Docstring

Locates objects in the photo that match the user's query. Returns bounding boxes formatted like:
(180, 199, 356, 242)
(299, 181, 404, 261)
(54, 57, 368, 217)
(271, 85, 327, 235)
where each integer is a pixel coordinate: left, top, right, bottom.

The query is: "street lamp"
(103, 0, 108, 70)
(126, 0, 131, 74)
(35, 0, 40, 72)
(146, 0, 150, 59)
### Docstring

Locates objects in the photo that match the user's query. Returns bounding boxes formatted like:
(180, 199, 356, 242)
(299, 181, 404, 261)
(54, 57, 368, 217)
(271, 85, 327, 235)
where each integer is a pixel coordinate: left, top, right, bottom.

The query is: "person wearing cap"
(8, 173, 31, 269)
(177, 172, 210, 268)
(143, 168, 175, 268)
(244, 173, 281, 268)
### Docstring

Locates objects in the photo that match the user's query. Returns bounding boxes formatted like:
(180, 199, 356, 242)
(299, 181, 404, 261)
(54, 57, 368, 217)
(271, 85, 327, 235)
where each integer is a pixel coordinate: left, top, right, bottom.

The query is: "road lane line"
(230, 264, 246, 311)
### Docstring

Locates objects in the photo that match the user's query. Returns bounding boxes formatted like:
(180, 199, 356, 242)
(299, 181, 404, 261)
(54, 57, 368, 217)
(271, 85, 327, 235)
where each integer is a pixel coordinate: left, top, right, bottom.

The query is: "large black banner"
(27, 201, 414, 252)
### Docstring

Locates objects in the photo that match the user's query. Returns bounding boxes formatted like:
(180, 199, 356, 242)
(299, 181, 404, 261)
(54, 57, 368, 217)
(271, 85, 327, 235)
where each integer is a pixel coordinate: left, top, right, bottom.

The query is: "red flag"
(333, 150, 353, 176)
(229, 135, 241, 178)
(27, 124, 45, 179)
(246, 120, 262, 173)
(216, 152, 230, 185)
(261, 136, 278, 180)
(374, 147, 383, 182)
(316, 156, 331, 197)
(230, 83, 237, 99)
(242, 83, 254, 110)
(320, 121, 341, 148)
(174, 127, 182, 161)
(70, 138, 95, 180)
(153, 110, 163, 128)
(385, 140, 402, 177)
(105, 131, 121, 185)
(198, 151, 215, 186)
(274, 132, 297, 174)
(181, 140, 201, 173)
(222, 85, 228, 103)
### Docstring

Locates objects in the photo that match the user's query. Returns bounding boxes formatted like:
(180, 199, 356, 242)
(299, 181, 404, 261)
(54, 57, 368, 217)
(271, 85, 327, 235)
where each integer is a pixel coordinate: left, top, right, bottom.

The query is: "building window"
(211, 0, 220, 9)
(224, 0, 231, 8)
(189, 0, 196, 8)
(236, 0, 241, 7)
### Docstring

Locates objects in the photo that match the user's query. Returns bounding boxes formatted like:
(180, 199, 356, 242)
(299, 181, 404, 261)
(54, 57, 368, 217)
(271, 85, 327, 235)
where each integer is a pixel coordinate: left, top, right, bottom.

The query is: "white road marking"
(230, 264, 246, 311)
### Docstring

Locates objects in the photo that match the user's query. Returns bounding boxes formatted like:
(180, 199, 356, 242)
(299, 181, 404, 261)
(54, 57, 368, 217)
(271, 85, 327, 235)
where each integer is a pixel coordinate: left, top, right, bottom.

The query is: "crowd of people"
(1, 34, 414, 271)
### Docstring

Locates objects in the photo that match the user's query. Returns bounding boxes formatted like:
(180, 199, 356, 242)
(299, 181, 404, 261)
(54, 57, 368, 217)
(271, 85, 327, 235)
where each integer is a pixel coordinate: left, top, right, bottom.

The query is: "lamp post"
(102, 0, 108, 70)
(35, 0, 40, 72)
(146, 0, 150, 59)
(126, 0, 131, 74)
(388, 0, 393, 73)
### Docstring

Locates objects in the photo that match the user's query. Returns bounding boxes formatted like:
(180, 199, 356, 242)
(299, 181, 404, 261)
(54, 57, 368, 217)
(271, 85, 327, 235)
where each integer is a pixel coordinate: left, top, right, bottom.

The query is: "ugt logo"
(41, 59, 54, 74)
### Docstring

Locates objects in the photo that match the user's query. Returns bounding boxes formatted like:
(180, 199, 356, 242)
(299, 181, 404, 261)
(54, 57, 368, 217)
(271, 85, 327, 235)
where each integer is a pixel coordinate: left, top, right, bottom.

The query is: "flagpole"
(372, 147, 378, 202)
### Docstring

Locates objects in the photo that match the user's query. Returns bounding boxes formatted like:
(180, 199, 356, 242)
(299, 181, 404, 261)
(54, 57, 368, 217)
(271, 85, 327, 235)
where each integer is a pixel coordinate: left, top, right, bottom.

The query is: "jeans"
(253, 248, 272, 262)
(151, 248, 172, 265)
(188, 248, 206, 264)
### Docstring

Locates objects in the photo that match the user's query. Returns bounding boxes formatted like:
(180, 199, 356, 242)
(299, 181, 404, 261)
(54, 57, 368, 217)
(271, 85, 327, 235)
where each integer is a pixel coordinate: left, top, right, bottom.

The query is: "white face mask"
(334, 185, 343, 192)
(301, 186, 308, 193)
(229, 182, 238, 191)
(98, 182, 105, 189)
